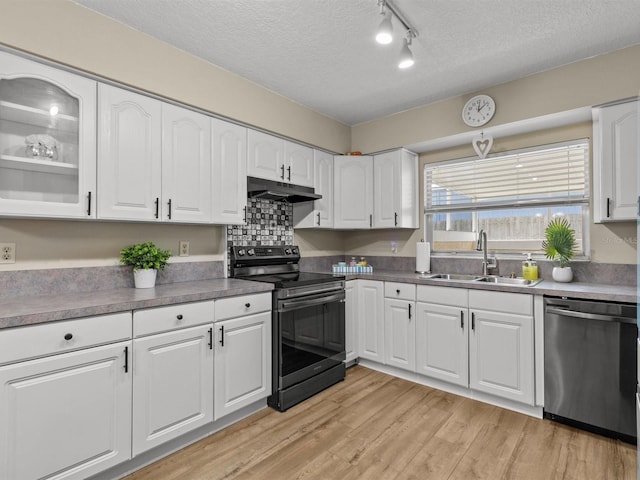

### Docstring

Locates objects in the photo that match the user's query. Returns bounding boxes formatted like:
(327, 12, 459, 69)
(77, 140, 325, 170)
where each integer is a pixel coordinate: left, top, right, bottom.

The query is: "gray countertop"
(341, 270, 638, 303)
(0, 278, 273, 330)
(0, 271, 635, 331)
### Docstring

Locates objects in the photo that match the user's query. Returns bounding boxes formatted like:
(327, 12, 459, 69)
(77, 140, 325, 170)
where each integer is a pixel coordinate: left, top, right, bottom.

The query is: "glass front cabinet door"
(0, 51, 96, 218)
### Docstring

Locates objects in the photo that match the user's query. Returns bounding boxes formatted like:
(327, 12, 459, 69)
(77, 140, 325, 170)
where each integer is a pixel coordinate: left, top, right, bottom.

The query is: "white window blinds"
(425, 140, 589, 212)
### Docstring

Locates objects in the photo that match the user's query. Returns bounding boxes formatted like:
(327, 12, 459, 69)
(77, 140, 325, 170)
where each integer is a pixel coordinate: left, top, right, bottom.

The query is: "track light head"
(398, 36, 415, 69)
(376, 11, 393, 45)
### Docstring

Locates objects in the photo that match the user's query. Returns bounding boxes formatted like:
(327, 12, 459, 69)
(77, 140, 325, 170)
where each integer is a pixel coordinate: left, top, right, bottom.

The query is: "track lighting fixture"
(375, 0, 419, 69)
(398, 35, 415, 69)
(376, 11, 393, 45)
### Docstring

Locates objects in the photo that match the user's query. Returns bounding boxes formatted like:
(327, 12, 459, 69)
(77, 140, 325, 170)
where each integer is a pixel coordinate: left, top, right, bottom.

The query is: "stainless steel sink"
(425, 273, 483, 281)
(474, 276, 542, 286)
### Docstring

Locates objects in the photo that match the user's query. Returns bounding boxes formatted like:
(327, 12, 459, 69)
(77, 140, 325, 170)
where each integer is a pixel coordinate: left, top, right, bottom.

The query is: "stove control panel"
(231, 245, 299, 258)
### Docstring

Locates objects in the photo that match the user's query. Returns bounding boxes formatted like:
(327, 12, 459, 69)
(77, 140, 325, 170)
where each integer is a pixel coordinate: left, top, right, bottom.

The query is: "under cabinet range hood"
(247, 176, 321, 203)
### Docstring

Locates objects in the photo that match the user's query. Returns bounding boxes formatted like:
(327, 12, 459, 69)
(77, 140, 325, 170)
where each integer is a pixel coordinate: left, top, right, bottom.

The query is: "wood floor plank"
(124, 366, 637, 480)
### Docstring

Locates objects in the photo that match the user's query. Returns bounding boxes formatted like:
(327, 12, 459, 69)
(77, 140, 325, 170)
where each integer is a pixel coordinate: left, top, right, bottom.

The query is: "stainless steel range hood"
(247, 176, 321, 203)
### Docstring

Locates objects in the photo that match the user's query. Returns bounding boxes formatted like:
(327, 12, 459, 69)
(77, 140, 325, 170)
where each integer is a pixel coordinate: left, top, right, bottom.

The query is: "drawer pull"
(64, 333, 73, 341)
(396, 289, 400, 295)
(176, 314, 184, 320)
(245, 303, 251, 308)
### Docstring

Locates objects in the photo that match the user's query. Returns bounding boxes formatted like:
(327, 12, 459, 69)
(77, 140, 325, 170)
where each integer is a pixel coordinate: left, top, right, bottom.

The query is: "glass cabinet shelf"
(0, 154, 78, 176)
(0, 100, 79, 132)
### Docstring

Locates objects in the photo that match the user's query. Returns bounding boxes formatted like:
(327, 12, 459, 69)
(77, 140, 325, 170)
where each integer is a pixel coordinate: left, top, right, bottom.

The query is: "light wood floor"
(125, 366, 636, 480)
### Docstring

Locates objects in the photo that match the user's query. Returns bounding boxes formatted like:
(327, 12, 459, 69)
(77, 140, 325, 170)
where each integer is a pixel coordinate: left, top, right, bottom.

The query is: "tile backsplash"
(226, 198, 293, 247)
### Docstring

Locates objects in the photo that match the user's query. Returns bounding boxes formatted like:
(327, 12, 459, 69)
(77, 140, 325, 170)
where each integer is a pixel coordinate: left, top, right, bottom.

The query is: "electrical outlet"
(0, 243, 16, 264)
(179, 241, 189, 257)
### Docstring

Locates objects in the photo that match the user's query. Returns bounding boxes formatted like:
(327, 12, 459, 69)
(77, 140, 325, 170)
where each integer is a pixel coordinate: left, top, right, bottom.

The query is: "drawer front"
(417, 285, 468, 307)
(469, 290, 532, 316)
(384, 282, 416, 301)
(215, 293, 272, 322)
(0, 312, 132, 365)
(134, 300, 214, 337)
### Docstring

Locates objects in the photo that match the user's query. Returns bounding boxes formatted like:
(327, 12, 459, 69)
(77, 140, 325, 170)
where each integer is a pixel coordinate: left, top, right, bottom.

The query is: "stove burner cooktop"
(245, 271, 343, 289)
(229, 245, 344, 287)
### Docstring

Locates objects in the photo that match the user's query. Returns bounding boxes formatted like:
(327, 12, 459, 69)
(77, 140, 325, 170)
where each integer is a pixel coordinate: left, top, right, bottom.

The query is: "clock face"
(463, 95, 495, 127)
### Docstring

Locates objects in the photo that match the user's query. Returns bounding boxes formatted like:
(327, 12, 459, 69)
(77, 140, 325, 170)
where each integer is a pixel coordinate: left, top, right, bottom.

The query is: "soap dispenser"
(522, 253, 538, 280)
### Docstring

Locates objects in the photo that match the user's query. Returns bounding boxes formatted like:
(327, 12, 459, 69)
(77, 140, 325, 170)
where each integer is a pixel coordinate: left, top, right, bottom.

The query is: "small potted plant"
(120, 241, 172, 288)
(542, 217, 577, 282)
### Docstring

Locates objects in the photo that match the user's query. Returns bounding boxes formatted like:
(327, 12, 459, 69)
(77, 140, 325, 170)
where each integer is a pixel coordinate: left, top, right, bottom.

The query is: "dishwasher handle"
(546, 306, 636, 325)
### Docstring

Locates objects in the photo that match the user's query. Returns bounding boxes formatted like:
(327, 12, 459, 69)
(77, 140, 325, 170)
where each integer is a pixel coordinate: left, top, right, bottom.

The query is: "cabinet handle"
(280, 164, 285, 180)
(219, 325, 224, 347)
(460, 311, 464, 329)
(637, 196, 640, 217)
(396, 289, 400, 295)
(154, 197, 159, 219)
(394, 212, 398, 227)
(287, 166, 291, 181)
(87, 191, 92, 216)
(317, 212, 321, 226)
(369, 214, 373, 228)
(124, 346, 129, 373)
(244, 206, 248, 224)
(471, 312, 475, 331)
(606, 197, 611, 218)
(208, 327, 213, 350)
(408, 303, 412, 319)
(245, 303, 251, 308)
(176, 314, 183, 320)
(64, 333, 73, 341)
(168, 199, 172, 220)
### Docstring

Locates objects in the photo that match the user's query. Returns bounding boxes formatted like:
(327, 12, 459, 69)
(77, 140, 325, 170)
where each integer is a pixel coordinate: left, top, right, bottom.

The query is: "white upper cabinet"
(334, 155, 374, 228)
(161, 103, 212, 223)
(293, 149, 334, 228)
(247, 129, 314, 187)
(284, 141, 314, 187)
(593, 99, 639, 222)
(211, 118, 247, 225)
(373, 149, 418, 228)
(97, 84, 162, 221)
(334, 149, 418, 229)
(98, 84, 212, 223)
(0, 51, 97, 218)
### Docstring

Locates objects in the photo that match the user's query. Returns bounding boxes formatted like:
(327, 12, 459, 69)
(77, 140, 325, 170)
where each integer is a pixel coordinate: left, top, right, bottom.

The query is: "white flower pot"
(552, 266, 573, 283)
(133, 269, 157, 288)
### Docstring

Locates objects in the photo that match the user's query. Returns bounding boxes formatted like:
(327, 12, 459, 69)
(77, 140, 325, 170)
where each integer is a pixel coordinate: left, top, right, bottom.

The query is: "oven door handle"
(278, 292, 345, 312)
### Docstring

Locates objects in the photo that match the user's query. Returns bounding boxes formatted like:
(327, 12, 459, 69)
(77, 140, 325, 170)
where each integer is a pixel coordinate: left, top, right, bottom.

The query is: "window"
(424, 140, 589, 255)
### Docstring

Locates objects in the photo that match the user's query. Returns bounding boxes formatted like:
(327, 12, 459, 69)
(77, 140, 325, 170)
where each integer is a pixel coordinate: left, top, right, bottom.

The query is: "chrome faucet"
(476, 229, 496, 275)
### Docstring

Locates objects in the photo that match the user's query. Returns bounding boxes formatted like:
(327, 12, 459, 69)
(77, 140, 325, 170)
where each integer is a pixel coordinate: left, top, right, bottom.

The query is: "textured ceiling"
(72, 0, 640, 126)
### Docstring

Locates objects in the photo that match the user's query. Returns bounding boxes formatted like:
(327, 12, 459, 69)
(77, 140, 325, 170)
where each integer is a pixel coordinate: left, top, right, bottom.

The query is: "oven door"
(275, 289, 346, 390)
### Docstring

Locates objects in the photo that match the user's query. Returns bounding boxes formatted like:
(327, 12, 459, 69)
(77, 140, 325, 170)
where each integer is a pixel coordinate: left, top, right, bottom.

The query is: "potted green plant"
(120, 241, 172, 288)
(542, 217, 577, 282)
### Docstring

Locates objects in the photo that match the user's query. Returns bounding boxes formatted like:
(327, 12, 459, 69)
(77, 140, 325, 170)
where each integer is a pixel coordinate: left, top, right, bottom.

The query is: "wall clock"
(462, 94, 495, 127)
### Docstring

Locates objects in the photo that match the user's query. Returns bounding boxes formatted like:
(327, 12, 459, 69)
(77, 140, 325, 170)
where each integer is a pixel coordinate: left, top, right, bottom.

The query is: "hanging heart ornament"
(472, 133, 493, 159)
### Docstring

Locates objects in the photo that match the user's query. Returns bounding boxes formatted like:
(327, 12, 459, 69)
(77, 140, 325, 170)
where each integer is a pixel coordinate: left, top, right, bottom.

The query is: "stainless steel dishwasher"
(544, 296, 637, 443)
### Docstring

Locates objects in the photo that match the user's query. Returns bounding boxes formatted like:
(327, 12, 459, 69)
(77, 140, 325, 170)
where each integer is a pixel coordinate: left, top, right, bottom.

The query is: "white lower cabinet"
(416, 286, 469, 387)
(384, 282, 416, 372)
(344, 280, 358, 364)
(132, 317, 214, 455)
(0, 313, 132, 480)
(214, 293, 271, 420)
(468, 290, 534, 405)
(357, 279, 385, 362)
